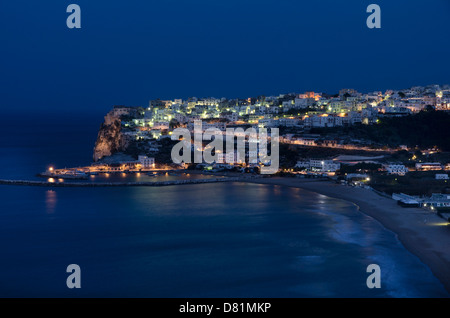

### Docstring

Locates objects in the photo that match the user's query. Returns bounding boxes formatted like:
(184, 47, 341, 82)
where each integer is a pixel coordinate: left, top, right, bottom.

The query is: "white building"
(309, 159, 340, 172)
(294, 97, 315, 108)
(217, 151, 243, 164)
(258, 118, 276, 128)
(320, 160, 340, 172)
(152, 122, 170, 130)
(303, 115, 346, 128)
(187, 121, 226, 132)
(295, 161, 310, 169)
(435, 174, 449, 180)
(113, 107, 132, 117)
(278, 118, 300, 127)
(385, 164, 409, 175)
(174, 113, 187, 124)
(293, 137, 316, 146)
(138, 156, 155, 168)
(221, 112, 239, 122)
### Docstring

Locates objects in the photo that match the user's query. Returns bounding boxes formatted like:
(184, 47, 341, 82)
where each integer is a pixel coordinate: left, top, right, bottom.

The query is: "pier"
(0, 177, 247, 188)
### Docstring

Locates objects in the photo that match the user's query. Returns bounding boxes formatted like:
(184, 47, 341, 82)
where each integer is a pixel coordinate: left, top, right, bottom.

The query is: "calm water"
(0, 112, 448, 297)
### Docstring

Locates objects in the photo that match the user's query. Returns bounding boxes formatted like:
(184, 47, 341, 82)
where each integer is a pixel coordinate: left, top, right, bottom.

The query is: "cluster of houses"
(100, 84, 450, 175)
(112, 84, 450, 143)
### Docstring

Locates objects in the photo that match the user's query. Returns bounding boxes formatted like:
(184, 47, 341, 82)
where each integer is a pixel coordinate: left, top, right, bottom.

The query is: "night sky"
(1, 0, 449, 114)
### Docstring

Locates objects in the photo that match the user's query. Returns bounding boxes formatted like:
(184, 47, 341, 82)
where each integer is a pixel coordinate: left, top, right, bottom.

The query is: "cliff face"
(93, 112, 128, 162)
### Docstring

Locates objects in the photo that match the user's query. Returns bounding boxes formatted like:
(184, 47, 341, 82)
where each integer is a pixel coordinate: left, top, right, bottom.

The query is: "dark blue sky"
(1, 0, 449, 114)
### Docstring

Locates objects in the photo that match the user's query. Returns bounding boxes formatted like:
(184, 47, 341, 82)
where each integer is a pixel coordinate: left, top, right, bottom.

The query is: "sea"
(0, 112, 448, 297)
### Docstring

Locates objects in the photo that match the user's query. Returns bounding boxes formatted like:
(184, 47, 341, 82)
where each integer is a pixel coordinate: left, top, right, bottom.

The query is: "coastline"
(246, 177, 450, 294)
(1, 170, 449, 294)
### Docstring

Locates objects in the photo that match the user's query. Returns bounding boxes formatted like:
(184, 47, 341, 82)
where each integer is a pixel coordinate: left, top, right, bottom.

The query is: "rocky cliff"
(93, 112, 128, 162)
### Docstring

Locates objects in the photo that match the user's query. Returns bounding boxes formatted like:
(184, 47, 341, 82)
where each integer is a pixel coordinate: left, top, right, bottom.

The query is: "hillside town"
(27, 83, 449, 220)
(89, 84, 450, 204)
(108, 84, 450, 145)
(93, 84, 448, 161)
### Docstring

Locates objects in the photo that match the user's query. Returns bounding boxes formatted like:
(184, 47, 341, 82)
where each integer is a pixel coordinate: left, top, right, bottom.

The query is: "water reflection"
(45, 190, 57, 214)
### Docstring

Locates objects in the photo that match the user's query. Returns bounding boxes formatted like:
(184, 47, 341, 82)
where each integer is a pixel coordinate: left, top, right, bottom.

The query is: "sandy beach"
(246, 177, 450, 294)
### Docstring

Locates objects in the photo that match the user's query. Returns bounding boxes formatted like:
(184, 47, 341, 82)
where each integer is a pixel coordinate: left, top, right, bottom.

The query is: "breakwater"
(0, 177, 247, 188)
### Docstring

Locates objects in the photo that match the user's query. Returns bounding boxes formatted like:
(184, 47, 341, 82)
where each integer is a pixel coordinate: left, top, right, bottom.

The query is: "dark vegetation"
(337, 163, 382, 174)
(370, 171, 450, 196)
(312, 110, 450, 150)
(290, 144, 390, 159)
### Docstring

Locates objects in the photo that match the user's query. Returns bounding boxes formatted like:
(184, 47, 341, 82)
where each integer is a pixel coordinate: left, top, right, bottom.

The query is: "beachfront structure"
(421, 194, 450, 210)
(393, 193, 450, 210)
(138, 156, 155, 168)
(392, 193, 420, 207)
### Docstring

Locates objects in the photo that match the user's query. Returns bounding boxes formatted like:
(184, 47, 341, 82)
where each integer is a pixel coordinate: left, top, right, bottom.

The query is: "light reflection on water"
(45, 190, 57, 214)
(0, 181, 448, 297)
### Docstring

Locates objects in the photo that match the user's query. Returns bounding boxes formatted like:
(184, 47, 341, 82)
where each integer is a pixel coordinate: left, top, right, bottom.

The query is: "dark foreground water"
(0, 112, 448, 297)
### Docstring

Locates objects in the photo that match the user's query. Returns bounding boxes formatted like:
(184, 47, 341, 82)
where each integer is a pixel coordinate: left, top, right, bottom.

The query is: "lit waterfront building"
(138, 156, 155, 168)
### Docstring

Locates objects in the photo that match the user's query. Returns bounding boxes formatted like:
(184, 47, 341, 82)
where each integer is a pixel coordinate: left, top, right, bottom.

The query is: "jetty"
(0, 177, 252, 188)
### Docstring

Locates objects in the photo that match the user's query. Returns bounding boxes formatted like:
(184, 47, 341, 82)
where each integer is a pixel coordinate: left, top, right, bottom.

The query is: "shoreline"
(246, 177, 450, 294)
(1, 173, 449, 294)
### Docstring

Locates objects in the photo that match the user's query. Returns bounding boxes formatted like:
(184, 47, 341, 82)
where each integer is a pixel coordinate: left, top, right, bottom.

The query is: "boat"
(38, 170, 89, 180)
